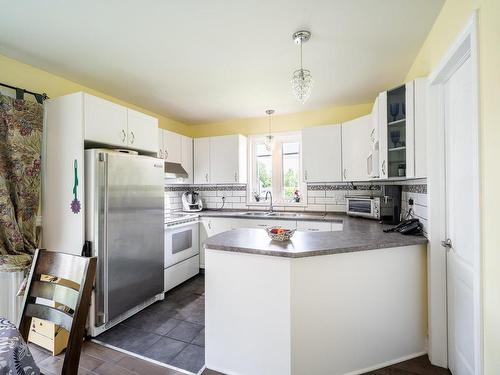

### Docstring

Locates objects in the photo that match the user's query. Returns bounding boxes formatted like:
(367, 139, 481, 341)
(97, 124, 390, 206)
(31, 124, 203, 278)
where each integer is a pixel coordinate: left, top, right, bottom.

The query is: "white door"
(84, 94, 127, 146)
(194, 137, 210, 184)
(444, 57, 479, 375)
(126, 109, 158, 152)
(163, 130, 182, 163)
(210, 135, 240, 184)
(302, 124, 342, 182)
(341, 115, 372, 181)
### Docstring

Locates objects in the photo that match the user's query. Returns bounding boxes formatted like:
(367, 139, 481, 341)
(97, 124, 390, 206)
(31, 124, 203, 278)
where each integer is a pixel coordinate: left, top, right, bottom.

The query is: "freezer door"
(105, 152, 164, 321)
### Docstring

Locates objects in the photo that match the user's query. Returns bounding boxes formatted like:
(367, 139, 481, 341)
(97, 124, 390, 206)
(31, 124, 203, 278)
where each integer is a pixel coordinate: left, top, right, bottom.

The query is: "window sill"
(246, 202, 308, 208)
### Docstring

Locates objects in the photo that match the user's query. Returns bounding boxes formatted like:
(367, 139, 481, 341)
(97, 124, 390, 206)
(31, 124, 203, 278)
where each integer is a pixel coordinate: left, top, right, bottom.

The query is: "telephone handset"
(383, 218, 423, 235)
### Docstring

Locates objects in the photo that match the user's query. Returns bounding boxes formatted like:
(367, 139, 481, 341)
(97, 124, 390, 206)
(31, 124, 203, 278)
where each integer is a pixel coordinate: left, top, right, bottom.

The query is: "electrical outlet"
(408, 198, 414, 206)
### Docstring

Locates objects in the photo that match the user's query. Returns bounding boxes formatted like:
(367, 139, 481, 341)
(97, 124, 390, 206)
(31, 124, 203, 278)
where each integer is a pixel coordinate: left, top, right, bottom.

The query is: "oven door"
(165, 221, 199, 268)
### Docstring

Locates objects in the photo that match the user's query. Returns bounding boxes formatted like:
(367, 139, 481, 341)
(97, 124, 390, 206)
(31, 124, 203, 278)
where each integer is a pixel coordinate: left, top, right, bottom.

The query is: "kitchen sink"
(239, 212, 302, 218)
(266, 212, 301, 218)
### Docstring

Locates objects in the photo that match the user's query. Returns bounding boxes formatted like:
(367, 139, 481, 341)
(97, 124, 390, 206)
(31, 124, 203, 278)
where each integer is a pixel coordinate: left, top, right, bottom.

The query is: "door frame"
(426, 11, 482, 373)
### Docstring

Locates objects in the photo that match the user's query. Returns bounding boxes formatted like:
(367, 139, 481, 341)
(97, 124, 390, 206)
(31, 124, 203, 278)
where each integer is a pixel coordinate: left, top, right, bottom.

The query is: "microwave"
(346, 196, 393, 220)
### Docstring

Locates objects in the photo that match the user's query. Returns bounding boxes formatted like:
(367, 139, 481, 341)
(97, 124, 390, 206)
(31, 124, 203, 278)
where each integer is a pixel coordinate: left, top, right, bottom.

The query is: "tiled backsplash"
(165, 180, 428, 232)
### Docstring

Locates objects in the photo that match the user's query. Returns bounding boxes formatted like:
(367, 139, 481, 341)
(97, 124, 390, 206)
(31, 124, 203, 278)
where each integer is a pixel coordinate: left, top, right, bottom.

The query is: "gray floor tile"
(191, 328, 205, 347)
(170, 344, 205, 373)
(97, 324, 162, 355)
(165, 321, 204, 343)
(123, 309, 182, 336)
(146, 337, 189, 363)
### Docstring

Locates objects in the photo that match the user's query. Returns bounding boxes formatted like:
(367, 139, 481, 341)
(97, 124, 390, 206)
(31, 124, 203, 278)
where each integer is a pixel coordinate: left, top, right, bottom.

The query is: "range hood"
(164, 162, 188, 179)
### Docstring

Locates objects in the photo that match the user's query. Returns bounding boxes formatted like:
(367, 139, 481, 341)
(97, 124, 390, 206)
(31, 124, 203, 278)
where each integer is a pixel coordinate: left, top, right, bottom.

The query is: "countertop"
(198, 209, 343, 222)
(201, 210, 428, 258)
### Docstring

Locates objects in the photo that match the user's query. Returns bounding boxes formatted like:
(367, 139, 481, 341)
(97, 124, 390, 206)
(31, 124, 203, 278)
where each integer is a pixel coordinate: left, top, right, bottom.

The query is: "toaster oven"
(346, 196, 393, 220)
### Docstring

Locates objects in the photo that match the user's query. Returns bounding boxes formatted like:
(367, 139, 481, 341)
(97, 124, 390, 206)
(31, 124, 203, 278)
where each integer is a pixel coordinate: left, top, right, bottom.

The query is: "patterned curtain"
(0, 94, 43, 272)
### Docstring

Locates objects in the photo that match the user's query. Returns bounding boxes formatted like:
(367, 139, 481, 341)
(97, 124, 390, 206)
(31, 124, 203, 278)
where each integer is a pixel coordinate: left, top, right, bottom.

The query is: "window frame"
(247, 131, 307, 207)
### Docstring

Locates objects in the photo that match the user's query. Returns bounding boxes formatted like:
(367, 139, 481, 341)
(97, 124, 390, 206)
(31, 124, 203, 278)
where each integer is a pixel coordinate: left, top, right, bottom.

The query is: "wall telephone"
(383, 218, 423, 235)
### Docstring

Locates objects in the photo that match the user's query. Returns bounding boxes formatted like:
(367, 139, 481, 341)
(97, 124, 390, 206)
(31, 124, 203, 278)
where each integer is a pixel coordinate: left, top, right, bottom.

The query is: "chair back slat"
(30, 281, 79, 311)
(17, 250, 97, 375)
(34, 251, 88, 285)
(25, 303, 73, 332)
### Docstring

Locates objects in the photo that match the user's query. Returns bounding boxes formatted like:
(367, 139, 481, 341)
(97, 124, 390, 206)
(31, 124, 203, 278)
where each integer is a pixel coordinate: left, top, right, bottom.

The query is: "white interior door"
(444, 56, 479, 375)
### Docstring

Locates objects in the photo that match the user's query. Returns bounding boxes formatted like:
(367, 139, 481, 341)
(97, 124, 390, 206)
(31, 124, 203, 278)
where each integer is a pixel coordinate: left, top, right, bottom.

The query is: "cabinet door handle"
(234, 172, 238, 182)
(304, 170, 308, 181)
(343, 168, 347, 180)
(205, 173, 209, 182)
(382, 160, 386, 175)
(165, 150, 168, 160)
(257, 224, 267, 227)
(130, 131, 135, 144)
(370, 128, 375, 142)
(159, 149, 163, 158)
(121, 129, 126, 142)
(208, 221, 211, 230)
(308, 228, 319, 231)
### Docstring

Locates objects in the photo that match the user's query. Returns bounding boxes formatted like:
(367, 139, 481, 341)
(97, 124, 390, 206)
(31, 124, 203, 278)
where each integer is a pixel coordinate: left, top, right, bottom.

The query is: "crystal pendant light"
(264, 109, 275, 151)
(291, 30, 313, 104)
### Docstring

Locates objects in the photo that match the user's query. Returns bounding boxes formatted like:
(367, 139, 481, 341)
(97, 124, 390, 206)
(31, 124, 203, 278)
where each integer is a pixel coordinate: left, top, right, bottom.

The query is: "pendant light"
(291, 30, 313, 104)
(264, 109, 275, 151)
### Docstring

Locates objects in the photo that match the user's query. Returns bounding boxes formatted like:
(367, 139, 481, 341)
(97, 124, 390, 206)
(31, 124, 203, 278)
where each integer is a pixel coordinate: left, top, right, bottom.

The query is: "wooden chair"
(17, 249, 97, 374)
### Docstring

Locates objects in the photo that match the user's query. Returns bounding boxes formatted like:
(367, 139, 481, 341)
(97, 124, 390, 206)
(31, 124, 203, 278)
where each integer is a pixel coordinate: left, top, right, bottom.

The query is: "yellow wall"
(186, 103, 373, 138)
(0, 54, 191, 135)
(406, 0, 500, 373)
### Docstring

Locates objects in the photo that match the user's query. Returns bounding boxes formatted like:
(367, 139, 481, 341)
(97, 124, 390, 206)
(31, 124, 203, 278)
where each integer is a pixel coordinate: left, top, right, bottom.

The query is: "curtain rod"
(0, 82, 48, 104)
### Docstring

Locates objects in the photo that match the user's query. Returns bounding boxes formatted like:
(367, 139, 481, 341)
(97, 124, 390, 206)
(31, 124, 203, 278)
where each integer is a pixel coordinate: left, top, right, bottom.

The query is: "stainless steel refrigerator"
(85, 149, 164, 336)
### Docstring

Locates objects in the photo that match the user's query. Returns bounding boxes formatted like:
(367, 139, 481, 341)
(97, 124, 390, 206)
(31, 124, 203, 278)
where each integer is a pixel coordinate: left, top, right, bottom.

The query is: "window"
(249, 132, 305, 205)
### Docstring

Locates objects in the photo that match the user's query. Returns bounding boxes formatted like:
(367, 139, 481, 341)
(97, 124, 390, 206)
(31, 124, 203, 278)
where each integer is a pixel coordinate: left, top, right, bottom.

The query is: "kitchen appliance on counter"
(164, 212, 200, 291)
(182, 191, 203, 212)
(346, 186, 402, 224)
(85, 149, 165, 337)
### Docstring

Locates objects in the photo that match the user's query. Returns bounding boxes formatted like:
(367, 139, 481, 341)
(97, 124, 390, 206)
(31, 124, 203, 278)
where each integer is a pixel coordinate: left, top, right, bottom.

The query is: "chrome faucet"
(265, 191, 274, 213)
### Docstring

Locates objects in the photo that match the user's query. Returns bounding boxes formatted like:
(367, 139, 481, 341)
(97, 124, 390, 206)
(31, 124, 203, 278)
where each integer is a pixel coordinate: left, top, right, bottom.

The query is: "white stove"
(164, 211, 200, 291)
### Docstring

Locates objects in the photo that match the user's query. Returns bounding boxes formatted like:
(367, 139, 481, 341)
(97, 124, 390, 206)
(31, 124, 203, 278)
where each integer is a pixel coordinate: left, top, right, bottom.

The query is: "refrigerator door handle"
(95, 152, 108, 325)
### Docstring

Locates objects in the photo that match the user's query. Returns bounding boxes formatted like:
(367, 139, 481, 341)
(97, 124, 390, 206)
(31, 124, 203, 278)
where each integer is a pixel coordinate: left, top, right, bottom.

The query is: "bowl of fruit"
(265, 226, 296, 242)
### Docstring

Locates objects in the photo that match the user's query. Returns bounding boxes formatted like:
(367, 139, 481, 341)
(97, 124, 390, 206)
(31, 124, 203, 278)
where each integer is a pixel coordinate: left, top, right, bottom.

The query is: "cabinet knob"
(121, 129, 126, 142)
(130, 131, 135, 144)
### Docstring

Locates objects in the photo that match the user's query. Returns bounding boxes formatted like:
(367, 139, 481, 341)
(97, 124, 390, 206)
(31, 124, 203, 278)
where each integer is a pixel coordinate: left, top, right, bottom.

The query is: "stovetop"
(165, 211, 199, 226)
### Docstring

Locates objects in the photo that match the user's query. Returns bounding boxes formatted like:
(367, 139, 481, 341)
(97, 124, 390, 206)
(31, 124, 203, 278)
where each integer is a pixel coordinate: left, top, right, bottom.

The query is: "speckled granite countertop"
(198, 209, 343, 222)
(202, 210, 427, 258)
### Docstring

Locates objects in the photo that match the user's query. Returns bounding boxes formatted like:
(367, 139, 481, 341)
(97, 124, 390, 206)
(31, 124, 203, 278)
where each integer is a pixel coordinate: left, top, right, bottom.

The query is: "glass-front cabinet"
(378, 79, 426, 179)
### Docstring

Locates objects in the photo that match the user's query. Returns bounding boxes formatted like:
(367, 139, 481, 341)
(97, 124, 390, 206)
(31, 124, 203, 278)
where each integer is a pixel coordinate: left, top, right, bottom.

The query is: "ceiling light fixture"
(265, 109, 275, 151)
(291, 30, 313, 104)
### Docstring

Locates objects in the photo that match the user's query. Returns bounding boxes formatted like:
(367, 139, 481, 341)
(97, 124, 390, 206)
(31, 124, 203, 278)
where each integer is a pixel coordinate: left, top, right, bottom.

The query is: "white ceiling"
(0, 0, 443, 124)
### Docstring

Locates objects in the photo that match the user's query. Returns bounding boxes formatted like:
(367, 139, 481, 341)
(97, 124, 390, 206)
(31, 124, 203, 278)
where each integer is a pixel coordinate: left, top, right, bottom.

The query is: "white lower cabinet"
(199, 218, 234, 268)
(233, 219, 295, 230)
(296, 221, 332, 232)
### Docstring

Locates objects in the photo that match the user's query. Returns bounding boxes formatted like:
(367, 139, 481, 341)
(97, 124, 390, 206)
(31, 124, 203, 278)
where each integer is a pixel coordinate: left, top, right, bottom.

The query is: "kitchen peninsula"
(204, 214, 428, 375)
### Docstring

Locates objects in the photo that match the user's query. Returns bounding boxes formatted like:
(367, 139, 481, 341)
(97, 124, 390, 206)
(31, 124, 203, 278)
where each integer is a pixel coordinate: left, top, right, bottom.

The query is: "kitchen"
(0, 1, 494, 375)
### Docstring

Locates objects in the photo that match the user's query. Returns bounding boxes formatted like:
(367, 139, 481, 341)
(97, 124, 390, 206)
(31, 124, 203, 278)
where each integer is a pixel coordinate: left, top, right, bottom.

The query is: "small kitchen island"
(204, 216, 428, 375)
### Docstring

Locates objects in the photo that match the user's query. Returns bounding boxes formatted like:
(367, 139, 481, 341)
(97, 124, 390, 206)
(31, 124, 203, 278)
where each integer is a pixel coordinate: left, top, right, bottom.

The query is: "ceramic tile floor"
(96, 273, 205, 373)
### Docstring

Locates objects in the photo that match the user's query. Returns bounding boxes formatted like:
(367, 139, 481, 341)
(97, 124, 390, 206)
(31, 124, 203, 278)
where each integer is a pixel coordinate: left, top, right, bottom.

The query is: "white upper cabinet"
(342, 114, 372, 181)
(84, 94, 128, 147)
(181, 135, 193, 184)
(193, 135, 247, 184)
(163, 130, 182, 163)
(368, 96, 380, 178)
(127, 109, 158, 152)
(209, 135, 247, 184)
(194, 137, 210, 184)
(377, 78, 426, 179)
(302, 124, 342, 182)
(83, 93, 157, 152)
(413, 78, 427, 178)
